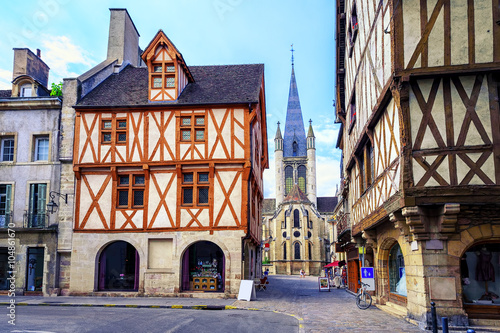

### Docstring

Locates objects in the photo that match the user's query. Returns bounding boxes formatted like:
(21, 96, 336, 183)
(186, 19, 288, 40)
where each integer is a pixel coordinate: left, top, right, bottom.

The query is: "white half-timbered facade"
(335, 0, 500, 327)
(69, 24, 267, 296)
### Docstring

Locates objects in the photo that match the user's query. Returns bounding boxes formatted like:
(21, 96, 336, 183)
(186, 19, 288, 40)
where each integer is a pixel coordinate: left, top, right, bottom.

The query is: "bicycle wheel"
(356, 292, 372, 309)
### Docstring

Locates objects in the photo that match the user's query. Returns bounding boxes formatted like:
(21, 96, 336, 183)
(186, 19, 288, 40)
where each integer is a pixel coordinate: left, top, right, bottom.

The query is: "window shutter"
(5, 185, 11, 214)
(38, 184, 47, 214)
(29, 184, 36, 214)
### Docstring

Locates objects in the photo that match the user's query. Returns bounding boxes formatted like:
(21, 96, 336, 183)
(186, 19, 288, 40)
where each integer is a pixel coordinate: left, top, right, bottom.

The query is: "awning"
(324, 261, 339, 268)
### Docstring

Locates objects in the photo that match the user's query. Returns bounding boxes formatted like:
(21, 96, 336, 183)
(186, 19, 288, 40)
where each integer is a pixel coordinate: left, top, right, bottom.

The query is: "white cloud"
(0, 68, 11, 89)
(40, 34, 95, 83)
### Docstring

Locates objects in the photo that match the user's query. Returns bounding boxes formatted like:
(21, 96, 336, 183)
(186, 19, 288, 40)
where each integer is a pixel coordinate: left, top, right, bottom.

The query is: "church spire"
(283, 50, 306, 158)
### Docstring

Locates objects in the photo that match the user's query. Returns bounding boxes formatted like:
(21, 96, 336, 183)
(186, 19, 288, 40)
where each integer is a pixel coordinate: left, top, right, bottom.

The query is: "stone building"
(64, 9, 267, 296)
(334, 0, 500, 329)
(262, 60, 336, 276)
(0, 48, 63, 296)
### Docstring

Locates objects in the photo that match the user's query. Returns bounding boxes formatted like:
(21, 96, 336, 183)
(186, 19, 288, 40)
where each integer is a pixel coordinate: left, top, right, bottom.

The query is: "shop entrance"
(462, 242, 500, 319)
(182, 241, 224, 292)
(26, 248, 44, 292)
(388, 243, 407, 305)
(98, 241, 139, 291)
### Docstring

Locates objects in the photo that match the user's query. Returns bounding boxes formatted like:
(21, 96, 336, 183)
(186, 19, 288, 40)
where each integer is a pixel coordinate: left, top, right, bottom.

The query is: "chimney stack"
(12, 48, 49, 88)
(107, 9, 140, 67)
(36, 49, 41, 58)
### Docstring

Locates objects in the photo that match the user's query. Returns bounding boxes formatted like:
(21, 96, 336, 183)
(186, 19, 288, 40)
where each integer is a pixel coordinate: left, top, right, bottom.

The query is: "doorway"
(182, 241, 225, 292)
(98, 241, 139, 291)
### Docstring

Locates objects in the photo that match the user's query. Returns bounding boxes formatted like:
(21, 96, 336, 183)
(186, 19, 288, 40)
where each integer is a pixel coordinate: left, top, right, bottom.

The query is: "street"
(7, 307, 298, 333)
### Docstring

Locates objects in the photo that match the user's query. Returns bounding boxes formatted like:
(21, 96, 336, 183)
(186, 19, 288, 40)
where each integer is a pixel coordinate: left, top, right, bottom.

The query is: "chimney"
(12, 48, 49, 88)
(107, 9, 140, 67)
(36, 49, 41, 58)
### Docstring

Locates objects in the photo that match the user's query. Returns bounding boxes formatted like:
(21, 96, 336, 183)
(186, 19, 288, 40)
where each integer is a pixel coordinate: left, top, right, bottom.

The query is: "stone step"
(375, 302, 407, 319)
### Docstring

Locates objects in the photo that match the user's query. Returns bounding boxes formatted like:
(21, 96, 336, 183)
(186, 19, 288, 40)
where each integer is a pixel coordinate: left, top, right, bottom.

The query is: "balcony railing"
(336, 213, 350, 238)
(23, 211, 49, 228)
(0, 213, 12, 228)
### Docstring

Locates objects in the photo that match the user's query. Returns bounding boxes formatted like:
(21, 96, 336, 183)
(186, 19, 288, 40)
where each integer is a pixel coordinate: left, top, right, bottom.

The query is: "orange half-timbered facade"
(69, 29, 267, 296)
(335, 0, 500, 327)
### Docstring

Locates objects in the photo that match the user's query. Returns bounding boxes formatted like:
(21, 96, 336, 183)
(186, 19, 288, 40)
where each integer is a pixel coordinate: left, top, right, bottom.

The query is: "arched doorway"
(462, 242, 500, 319)
(181, 241, 225, 292)
(97, 241, 139, 291)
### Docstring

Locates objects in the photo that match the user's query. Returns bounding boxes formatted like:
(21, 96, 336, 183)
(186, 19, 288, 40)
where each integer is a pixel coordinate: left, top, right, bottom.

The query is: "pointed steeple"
(283, 54, 306, 157)
(307, 119, 315, 138)
(275, 121, 282, 140)
(274, 121, 283, 151)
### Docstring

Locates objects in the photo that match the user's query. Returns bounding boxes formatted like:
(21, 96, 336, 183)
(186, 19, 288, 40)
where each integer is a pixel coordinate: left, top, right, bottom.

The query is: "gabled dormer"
(141, 30, 194, 102)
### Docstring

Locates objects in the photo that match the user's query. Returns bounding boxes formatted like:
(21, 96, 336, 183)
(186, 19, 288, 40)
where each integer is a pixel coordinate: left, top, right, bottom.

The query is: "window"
(101, 118, 127, 145)
(34, 136, 49, 161)
(20, 84, 32, 97)
(1, 137, 14, 162)
(153, 77, 162, 88)
(298, 165, 306, 193)
(308, 243, 312, 260)
(366, 141, 375, 186)
(28, 183, 47, 228)
(283, 243, 287, 260)
(117, 174, 145, 209)
(359, 153, 366, 193)
(292, 140, 298, 156)
(389, 243, 406, 296)
(166, 77, 175, 88)
(181, 171, 209, 206)
(347, 2, 358, 57)
(154, 65, 162, 73)
(180, 115, 205, 143)
(293, 209, 300, 228)
(285, 166, 293, 195)
(0, 184, 12, 227)
(294, 242, 301, 260)
(349, 92, 356, 131)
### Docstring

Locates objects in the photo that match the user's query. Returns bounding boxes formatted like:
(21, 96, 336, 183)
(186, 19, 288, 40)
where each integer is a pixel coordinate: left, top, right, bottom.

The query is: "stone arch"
(96, 240, 140, 291)
(448, 224, 500, 259)
(376, 237, 400, 304)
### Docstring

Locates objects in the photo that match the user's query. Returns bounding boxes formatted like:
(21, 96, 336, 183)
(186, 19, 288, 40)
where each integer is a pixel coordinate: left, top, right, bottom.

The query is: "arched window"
(293, 141, 298, 156)
(308, 243, 312, 260)
(298, 165, 306, 193)
(389, 243, 406, 296)
(283, 243, 287, 260)
(285, 166, 293, 195)
(293, 209, 300, 228)
(294, 242, 301, 259)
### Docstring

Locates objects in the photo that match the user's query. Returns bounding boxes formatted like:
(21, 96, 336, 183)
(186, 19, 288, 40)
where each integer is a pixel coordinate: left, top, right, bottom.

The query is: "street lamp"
(46, 191, 68, 214)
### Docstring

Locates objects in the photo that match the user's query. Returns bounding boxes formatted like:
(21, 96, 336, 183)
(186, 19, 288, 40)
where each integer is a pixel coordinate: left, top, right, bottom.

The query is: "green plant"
(50, 82, 63, 97)
(262, 258, 270, 265)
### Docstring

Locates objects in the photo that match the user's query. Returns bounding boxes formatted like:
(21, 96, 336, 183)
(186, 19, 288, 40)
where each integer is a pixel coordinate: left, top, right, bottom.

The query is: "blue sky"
(0, 0, 341, 198)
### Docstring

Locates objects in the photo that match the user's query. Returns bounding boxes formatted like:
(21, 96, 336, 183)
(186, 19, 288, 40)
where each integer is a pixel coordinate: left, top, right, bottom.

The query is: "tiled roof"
(283, 66, 306, 157)
(0, 90, 12, 98)
(317, 196, 338, 214)
(77, 64, 264, 107)
(263, 198, 276, 214)
(283, 184, 310, 203)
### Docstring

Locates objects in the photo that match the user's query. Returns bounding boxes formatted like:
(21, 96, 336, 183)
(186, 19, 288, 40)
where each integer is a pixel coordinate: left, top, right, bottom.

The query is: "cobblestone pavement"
(232, 275, 423, 333)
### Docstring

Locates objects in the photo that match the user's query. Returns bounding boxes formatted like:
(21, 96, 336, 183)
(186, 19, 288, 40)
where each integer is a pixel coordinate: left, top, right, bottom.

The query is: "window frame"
(179, 114, 206, 144)
(33, 135, 49, 162)
(0, 136, 15, 162)
(181, 170, 210, 207)
(116, 173, 145, 209)
(100, 118, 127, 146)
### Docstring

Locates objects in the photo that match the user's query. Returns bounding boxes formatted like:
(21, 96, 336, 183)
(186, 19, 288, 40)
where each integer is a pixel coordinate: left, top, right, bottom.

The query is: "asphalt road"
(6, 307, 298, 333)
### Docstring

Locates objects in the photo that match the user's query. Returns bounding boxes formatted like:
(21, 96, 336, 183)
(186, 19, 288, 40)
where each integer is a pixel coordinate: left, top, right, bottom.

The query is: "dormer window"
(20, 83, 32, 97)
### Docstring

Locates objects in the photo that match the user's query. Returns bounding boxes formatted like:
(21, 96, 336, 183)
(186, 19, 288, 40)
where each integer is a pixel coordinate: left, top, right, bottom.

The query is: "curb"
(0, 302, 230, 310)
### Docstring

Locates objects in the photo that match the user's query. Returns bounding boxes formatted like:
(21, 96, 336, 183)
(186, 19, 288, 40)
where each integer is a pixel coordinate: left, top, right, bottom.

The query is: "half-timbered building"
(67, 10, 267, 296)
(335, 0, 500, 328)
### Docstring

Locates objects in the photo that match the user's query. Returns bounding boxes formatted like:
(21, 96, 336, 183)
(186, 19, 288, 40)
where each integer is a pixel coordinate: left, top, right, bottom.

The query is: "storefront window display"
(182, 241, 224, 292)
(389, 243, 406, 297)
(462, 243, 500, 304)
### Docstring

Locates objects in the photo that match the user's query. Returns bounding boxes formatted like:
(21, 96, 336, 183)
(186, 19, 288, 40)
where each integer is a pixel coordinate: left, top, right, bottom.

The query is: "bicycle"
(355, 281, 372, 309)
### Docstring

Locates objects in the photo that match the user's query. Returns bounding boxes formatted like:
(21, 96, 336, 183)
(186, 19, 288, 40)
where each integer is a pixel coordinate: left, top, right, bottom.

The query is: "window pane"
(183, 173, 193, 183)
(133, 190, 144, 206)
(198, 173, 209, 183)
(181, 118, 191, 126)
(195, 117, 205, 125)
(153, 77, 162, 88)
(195, 130, 204, 141)
(183, 188, 193, 204)
(119, 176, 129, 186)
(102, 121, 112, 129)
(118, 190, 128, 206)
(117, 133, 127, 142)
(154, 65, 162, 73)
(118, 121, 127, 128)
(198, 188, 209, 204)
(134, 175, 145, 185)
(2, 139, 14, 161)
(166, 77, 175, 87)
(103, 133, 111, 143)
(36, 138, 49, 161)
(166, 65, 175, 73)
(182, 130, 191, 141)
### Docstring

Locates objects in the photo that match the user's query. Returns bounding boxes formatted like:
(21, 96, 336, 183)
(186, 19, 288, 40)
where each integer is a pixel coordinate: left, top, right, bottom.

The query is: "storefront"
(182, 241, 224, 292)
(462, 242, 500, 319)
(26, 248, 44, 292)
(388, 243, 406, 305)
(346, 245, 360, 293)
(98, 241, 139, 291)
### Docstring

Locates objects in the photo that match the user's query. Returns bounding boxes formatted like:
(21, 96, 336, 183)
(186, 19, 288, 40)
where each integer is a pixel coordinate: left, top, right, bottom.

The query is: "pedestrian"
(264, 268, 269, 277)
(300, 269, 305, 278)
